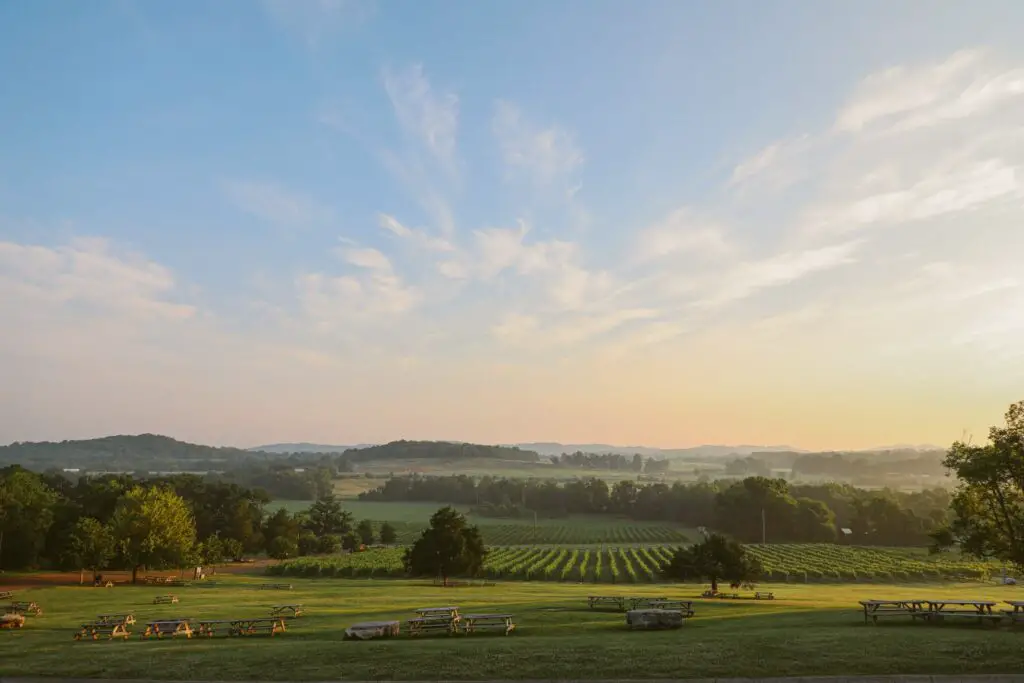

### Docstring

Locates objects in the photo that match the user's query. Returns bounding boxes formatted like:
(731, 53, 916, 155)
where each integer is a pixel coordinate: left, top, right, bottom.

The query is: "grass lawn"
(2, 577, 1023, 679)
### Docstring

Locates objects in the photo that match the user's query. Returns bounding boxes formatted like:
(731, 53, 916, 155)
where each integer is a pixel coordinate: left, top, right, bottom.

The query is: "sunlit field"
(2, 577, 1023, 679)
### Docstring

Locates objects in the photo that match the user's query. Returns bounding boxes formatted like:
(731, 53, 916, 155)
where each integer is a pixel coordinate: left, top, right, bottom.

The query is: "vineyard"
(268, 543, 998, 583)
(360, 521, 691, 545)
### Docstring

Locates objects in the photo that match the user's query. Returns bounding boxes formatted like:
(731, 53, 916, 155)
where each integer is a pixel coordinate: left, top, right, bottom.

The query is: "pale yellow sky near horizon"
(2, 43, 1023, 451)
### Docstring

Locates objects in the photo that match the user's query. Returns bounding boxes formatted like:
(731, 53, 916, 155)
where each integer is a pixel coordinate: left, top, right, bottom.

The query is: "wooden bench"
(152, 594, 179, 604)
(755, 592, 775, 600)
(461, 613, 516, 635)
(926, 611, 1004, 626)
(270, 604, 304, 617)
(142, 619, 192, 639)
(259, 583, 293, 590)
(0, 590, 13, 600)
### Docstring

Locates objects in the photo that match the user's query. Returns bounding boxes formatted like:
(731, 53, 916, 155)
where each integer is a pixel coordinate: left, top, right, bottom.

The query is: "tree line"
(552, 451, 672, 474)
(0, 468, 395, 576)
(361, 473, 951, 546)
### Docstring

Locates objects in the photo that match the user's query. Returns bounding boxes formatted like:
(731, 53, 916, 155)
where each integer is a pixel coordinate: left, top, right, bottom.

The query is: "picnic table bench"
(647, 600, 695, 617)
(1002, 600, 1024, 626)
(588, 596, 627, 611)
(755, 592, 775, 600)
(97, 613, 135, 625)
(344, 620, 400, 640)
(461, 613, 516, 635)
(142, 619, 193, 639)
(259, 583, 293, 590)
(75, 620, 131, 641)
(226, 617, 288, 636)
(0, 590, 13, 600)
(8, 601, 42, 616)
(270, 604, 304, 617)
(408, 607, 460, 636)
(627, 597, 669, 610)
(152, 594, 179, 604)
(859, 599, 927, 623)
(923, 600, 1001, 625)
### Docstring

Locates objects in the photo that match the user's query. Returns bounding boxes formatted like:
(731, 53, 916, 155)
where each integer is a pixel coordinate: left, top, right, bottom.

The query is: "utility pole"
(761, 508, 766, 545)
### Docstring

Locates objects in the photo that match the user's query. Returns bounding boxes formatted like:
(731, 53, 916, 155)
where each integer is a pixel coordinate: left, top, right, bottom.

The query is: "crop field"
(3, 577, 1024, 680)
(270, 543, 998, 583)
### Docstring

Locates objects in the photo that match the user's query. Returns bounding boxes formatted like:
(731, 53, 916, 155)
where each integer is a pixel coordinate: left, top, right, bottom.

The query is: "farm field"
(2, 577, 1023, 680)
(271, 544, 999, 583)
(265, 499, 695, 546)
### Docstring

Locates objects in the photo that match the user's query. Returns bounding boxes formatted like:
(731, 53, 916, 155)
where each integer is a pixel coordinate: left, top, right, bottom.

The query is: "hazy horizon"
(2, 1, 1022, 451)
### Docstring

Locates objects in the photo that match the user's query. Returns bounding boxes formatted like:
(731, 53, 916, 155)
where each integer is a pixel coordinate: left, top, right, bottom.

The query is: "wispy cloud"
(492, 100, 584, 185)
(222, 180, 333, 229)
(262, 0, 375, 49)
(383, 64, 460, 173)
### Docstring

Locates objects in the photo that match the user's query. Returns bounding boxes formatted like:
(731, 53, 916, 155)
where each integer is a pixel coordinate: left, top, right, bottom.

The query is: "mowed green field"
(2, 578, 1024, 679)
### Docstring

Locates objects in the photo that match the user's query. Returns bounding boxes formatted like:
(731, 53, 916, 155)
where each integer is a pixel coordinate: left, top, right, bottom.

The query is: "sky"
(1, 0, 1022, 451)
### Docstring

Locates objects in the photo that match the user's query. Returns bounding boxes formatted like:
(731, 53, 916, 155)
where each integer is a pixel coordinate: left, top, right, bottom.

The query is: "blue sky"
(2, 0, 1022, 449)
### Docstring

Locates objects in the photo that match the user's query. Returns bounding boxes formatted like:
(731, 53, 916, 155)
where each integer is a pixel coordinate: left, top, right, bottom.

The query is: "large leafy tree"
(110, 485, 196, 583)
(356, 519, 375, 546)
(933, 401, 1024, 570)
(306, 494, 352, 536)
(403, 506, 486, 585)
(379, 521, 398, 546)
(660, 533, 761, 592)
(64, 517, 115, 583)
(0, 466, 57, 569)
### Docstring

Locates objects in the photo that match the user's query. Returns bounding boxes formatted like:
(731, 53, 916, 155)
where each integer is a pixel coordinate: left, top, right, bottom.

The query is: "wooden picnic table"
(225, 616, 288, 636)
(75, 620, 131, 641)
(415, 606, 459, 617)
(270, 604, 304, 617)
(0, 590, 14, 600)
(259, 583, 293, 590)
(922, 599, 1001, 625)
(461, 613, 516, 635)
(344, 620, 400, 640)
(142, 619, 192, 639)
(8, 601, 42, 616)
(628, 597, 668, 610)
(153, 594, 179, 604)
(407, 608, 460, 636)
(859, 599, 927, 623)
(1003, 601, 1024, 625)
(588, 596, 627, 611)
(647, 600, 695, 617)
(97, 613, 136, 625)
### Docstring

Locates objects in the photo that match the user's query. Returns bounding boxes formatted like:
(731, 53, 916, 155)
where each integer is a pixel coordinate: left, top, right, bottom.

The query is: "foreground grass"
(2, 578, 1023, 679)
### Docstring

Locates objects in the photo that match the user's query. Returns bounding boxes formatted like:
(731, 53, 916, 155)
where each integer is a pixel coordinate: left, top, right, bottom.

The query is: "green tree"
(197, 535, 225, 565)
(317, 534, 340, 554)
(933, 401, 1024, 569)
(222, 537, 244, 562)
(110, 485, 196, 583)
(0, 467, 57, 569)
(660, 533, 761, 593)
(297, 530, 318, 556)
(341, 532, 360, 552)
(356, 519, 375, 546)
(65, 517, 115, 583)
(403, 506, 486, 585)
(306, 494, 352, 536)
(267, 535, 298, 560)
(379, 521, 398, 546)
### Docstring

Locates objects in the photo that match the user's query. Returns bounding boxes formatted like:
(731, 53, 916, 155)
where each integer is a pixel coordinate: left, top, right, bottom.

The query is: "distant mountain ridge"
(249, 440, 944, 457)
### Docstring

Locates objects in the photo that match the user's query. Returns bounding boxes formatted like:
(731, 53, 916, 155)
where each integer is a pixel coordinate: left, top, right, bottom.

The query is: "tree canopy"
(660, 533, 761, 592)
(403, 506, 486, 585)
(110, 485, 197, 582)
(934, 401, 1024, 570)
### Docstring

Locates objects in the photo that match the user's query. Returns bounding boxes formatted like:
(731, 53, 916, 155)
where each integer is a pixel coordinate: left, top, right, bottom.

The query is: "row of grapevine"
(269, 543, 1000, 582)
(477, 524, 690, 546)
